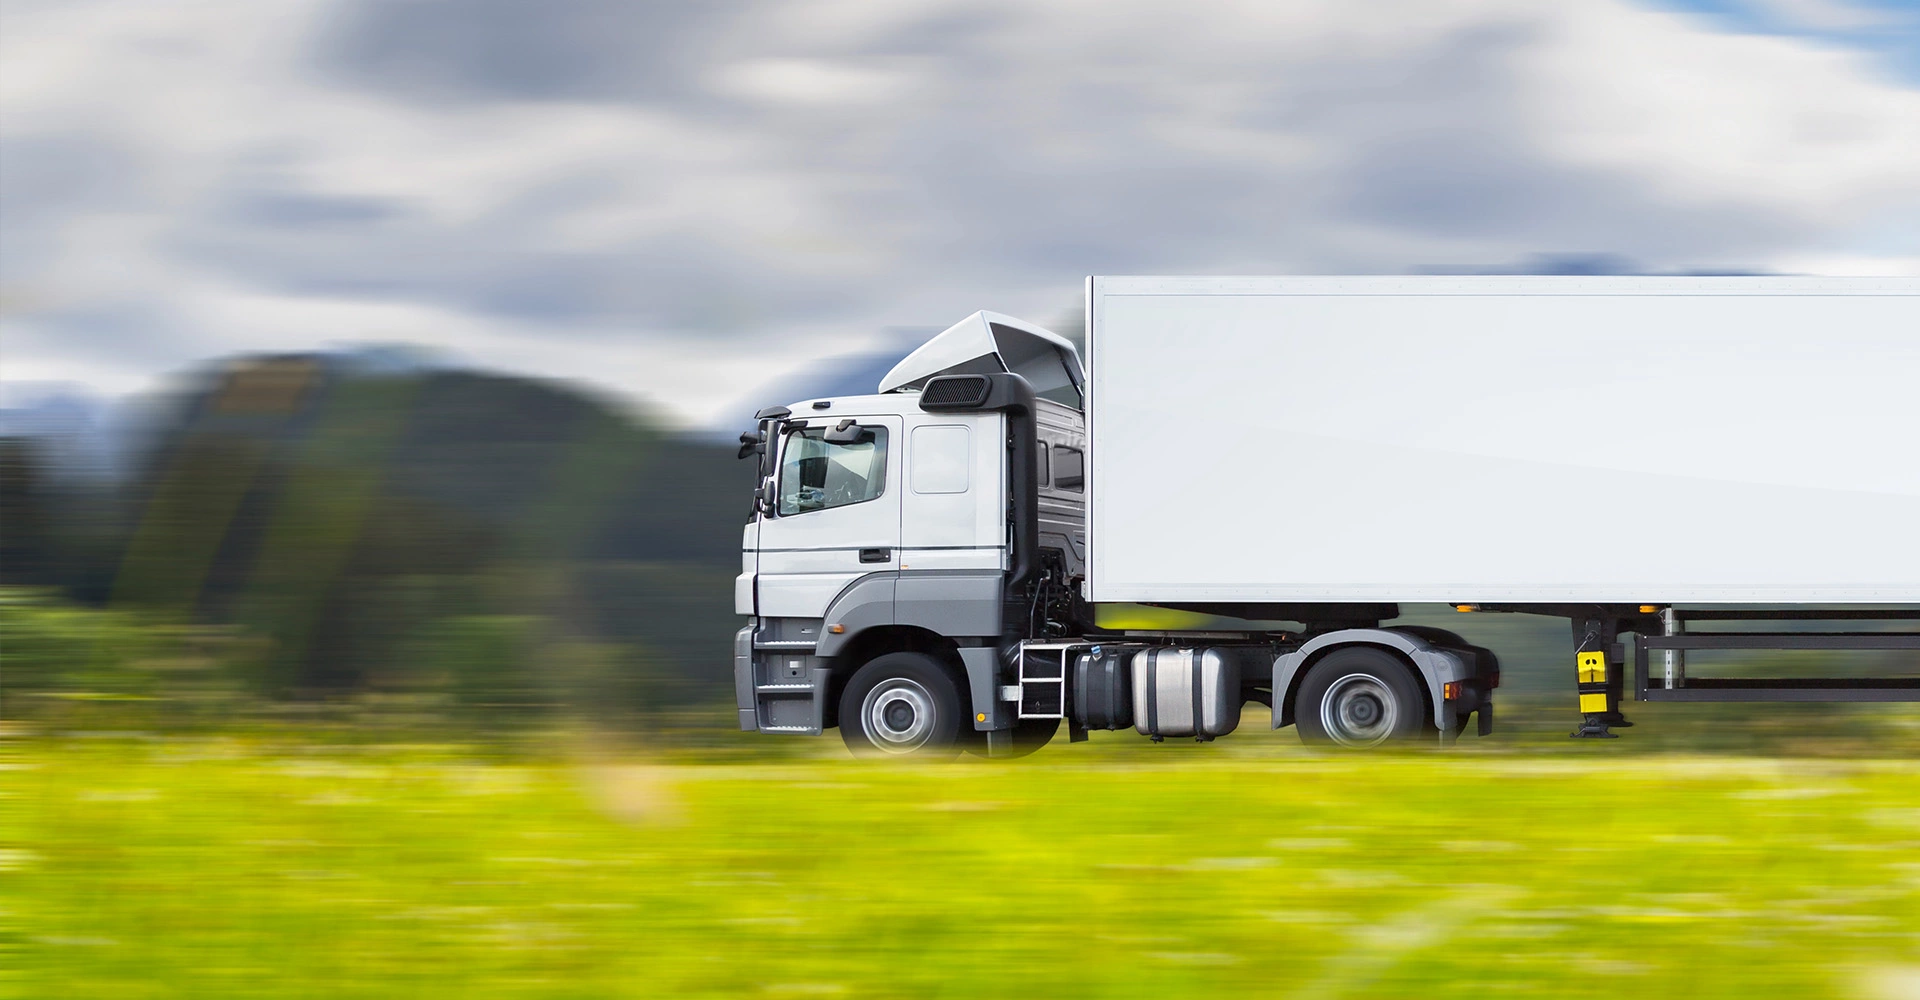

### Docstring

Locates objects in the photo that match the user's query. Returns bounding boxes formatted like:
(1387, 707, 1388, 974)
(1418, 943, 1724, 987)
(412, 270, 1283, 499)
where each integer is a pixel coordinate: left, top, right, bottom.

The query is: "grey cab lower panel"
(894, 570, 1002, 639)
(757, 616, 827, 645)
(812, 570, 1003, 658)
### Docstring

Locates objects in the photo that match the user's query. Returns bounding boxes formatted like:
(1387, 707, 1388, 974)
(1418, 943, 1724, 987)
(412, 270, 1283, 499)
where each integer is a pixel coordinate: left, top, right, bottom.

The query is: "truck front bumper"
(733, 625, 756, 731)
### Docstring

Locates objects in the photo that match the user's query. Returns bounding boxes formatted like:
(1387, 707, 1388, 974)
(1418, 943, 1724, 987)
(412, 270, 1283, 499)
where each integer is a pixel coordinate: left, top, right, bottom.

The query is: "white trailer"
(1087, 276, 1920, 606)
(732, 278, 1920, 756)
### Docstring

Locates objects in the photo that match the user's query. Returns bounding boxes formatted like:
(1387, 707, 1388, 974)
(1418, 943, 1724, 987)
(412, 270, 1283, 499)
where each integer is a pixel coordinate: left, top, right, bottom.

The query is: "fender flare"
(1272, 628, 1471, 731)
(811, 573, 899, 659)
(813, 569, 1003, 659)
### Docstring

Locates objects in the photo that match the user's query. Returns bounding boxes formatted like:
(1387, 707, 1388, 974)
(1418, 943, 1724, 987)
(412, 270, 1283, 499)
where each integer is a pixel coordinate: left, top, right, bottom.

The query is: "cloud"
(3, 0, 1917, 426)
(317, 0, 760, 104)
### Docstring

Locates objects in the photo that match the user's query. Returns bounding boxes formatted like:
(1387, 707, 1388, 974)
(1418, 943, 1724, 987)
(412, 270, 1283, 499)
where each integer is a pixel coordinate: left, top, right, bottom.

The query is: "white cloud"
(716, 58, 913, 106)
(3, 0, 1918, 427)
(1523, 0, 1920, 217)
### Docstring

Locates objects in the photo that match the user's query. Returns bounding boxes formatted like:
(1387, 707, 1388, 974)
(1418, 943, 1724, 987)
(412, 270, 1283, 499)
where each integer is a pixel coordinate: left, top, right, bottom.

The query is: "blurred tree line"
(1, 356, 753, 732)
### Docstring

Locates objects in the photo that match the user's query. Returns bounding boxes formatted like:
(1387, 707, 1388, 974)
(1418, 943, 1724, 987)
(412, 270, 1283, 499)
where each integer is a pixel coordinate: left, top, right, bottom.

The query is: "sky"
(3, 0, 1918, 429)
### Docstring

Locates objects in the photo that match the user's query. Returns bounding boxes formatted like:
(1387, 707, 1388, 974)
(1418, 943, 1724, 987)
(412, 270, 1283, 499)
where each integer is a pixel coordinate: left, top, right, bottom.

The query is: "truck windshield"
(778, 426, 888, 515)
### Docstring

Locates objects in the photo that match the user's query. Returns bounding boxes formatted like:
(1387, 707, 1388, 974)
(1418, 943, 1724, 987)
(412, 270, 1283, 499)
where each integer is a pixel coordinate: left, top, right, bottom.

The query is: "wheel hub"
(862, 679, 938, 753)
(1320, 673, 1400, 747)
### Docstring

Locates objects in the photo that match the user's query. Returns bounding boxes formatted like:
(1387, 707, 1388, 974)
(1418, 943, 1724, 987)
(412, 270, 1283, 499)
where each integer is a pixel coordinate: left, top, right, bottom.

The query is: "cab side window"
(910, 424, 971, 494)
(1053, 445, 1084, 492)
(778, 426, 889, 515)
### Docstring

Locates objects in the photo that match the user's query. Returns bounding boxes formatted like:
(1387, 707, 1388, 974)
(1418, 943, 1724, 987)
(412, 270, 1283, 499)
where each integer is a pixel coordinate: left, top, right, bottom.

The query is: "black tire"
(1294, 647, 1429, 748)
(960, 718, 1061, 759)
(838, 653, 965, 758)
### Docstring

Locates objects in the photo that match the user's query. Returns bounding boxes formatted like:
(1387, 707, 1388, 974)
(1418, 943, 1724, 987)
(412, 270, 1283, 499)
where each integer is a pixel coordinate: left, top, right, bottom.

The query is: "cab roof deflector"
(877, 311, 1084, 408)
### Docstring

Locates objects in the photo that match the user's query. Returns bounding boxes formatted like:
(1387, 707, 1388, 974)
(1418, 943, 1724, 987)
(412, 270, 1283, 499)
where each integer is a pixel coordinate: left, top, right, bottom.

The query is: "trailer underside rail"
(1634, 622, 1920, 703)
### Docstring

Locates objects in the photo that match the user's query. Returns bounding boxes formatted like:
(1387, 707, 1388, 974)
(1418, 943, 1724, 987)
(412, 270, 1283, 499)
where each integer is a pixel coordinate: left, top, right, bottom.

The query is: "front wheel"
(838, 653, 965, 758)
(1294, 647, 1428, 748)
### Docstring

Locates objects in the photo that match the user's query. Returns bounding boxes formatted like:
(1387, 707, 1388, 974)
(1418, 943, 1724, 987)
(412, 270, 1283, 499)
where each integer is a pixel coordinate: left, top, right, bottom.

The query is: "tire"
(1294, 647, 1428, 749)
(838, 652, 965, 758)
(961, 718, 1061, 759)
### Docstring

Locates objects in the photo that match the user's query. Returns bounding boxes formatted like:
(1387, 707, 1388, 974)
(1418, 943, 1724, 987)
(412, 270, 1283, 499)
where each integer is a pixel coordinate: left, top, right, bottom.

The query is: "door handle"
(859, 548, 892, 564)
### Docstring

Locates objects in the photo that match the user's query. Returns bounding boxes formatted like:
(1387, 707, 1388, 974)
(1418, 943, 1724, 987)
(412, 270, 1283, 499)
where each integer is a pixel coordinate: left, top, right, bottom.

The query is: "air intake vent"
(920, 374, 993, 410)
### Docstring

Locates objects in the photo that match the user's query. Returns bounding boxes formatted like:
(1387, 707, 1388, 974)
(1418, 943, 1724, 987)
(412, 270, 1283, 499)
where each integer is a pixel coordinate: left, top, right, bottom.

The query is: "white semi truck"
(733, 276, 1920, 756)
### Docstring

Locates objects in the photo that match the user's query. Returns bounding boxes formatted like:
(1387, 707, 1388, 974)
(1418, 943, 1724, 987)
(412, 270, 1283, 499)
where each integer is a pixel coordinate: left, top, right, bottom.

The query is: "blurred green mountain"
(2, 354, 754, 720)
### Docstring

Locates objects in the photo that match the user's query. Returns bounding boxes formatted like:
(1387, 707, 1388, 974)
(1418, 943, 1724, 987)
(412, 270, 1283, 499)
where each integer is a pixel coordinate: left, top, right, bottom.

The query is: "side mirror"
(757, 478, 778, 515)
(737, 430, 764, 460)
(822, 418, 864, 445)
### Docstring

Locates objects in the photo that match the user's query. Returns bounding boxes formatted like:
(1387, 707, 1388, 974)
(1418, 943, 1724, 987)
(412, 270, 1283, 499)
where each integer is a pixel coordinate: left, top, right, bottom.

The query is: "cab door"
(754, 416, 902, 619)
(899, 413, 1002, 571)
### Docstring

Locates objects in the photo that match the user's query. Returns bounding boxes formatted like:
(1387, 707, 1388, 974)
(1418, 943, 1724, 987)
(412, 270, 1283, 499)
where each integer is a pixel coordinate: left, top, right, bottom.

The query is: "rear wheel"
(1295, 647, 1428, 748)
(838, 653, 964, 758)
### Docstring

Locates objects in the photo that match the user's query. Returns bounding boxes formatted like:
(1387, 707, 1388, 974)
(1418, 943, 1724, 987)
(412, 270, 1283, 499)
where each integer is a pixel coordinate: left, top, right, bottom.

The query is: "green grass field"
(8, 721, 1920, 999)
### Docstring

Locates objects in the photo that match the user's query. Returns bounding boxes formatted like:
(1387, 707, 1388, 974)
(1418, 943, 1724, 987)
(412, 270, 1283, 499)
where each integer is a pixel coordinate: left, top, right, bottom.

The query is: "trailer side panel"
(1086, 276, 1920, 604)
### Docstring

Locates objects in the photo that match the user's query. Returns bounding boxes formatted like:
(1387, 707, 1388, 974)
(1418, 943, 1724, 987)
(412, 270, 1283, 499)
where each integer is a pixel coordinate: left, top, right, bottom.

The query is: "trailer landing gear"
(1570, 615, 1631, 739)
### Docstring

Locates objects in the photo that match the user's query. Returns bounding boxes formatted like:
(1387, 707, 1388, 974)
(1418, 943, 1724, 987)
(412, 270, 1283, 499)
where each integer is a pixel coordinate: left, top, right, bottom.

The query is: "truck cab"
(733, 312, 1089, 753)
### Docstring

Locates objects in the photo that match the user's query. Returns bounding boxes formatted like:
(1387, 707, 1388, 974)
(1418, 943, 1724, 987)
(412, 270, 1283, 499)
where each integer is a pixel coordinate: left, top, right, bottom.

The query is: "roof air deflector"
(877, 311, 1084, 409)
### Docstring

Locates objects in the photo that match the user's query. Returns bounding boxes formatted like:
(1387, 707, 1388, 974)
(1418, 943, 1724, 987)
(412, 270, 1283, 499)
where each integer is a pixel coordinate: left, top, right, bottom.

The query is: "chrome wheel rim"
(861, 678, 937, 753)
(1319, 673, 1400, 747)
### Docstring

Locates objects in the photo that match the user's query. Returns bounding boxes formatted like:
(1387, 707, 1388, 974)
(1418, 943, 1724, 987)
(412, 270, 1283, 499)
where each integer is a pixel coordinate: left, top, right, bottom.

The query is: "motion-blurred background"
(6, 0, 1919, 735)
(4, 2, 1920, 997)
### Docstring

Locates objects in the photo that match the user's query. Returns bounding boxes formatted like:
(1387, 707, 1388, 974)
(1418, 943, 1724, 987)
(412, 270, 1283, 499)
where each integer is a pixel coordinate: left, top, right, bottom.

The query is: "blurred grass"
(8, 729, 1920, 999)
(9, 588, 1920, 996)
